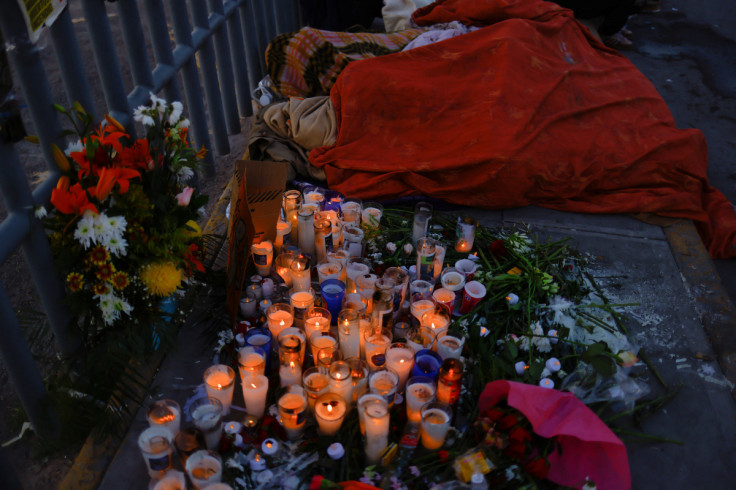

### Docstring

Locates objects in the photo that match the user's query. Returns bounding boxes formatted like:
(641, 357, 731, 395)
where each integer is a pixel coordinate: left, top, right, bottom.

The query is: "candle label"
(417, 255, 434, 280)
(283, 231, 291, 245)
(324, 232, 333, 253)
(147, 454, 171, 471)
(371, 353, 386, 367)
(254, 253, 268, 266)
(381, 391, 396, 405)
(438, 380, 461, 405)
(294, 306, 307, 320)
(296, 410, 307, 425)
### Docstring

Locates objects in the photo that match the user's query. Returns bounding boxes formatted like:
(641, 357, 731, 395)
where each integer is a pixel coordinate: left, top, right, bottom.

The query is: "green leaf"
(582, 341, 607, 361)
(590, 355, 617, 376)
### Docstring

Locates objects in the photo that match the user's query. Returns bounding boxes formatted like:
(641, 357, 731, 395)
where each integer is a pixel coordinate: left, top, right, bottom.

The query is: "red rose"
(490, 239, 507, 258)
(509, 426, 532, 444)
(438, 450, 450, 463)
(309, 475, 325, 490)
(484, 407, 506, 422)
(235, 320, 251, 336)
(498, 413, 521, 431)
(524, 457, 550, 480)
(503, 440, 526, 460)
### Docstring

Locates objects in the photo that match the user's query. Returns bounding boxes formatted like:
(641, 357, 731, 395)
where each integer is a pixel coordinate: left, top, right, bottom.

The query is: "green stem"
(612, 428, 684, 445)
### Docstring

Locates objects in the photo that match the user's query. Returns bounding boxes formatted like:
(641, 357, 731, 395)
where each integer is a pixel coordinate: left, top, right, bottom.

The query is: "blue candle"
(320, 279, 346, 325)
(411, 349, 442, 381)
(323, 190, 345, 213)
(244, 327, 273, 373)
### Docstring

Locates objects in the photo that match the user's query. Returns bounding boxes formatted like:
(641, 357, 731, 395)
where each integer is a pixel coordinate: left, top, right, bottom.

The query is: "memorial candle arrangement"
(362, 397, 390, 464)
(203, 365, 235, 415)
(454, 215, 477, 252)
(266, 303, 294, 339)
(338, 308, 362, 360)
(290, 254, 311, 292)
(314, 393, 347, 436)
(242, 374, 269, 419)
(385, 342, 415, 392)
(277, 390, 308, 440)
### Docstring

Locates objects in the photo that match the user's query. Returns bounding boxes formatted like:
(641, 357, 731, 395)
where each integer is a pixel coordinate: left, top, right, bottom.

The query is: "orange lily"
(92, 167, 117, 201)
(51, 143, 71, 172)
(118, 139, 153, 170)
(51, 181, 98, 215)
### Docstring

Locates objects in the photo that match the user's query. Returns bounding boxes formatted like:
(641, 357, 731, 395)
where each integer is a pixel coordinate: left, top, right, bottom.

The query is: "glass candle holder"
(278, 331, 304, 388)
(302, 366, 330, 413)
(357, 393, 385, 436)
(320, 279, 346, 324)
(309, 329, 339, 366)
(278, 389, 308, 440)
(420, 401, 453, 450)
(188, 397, 223, 451)
(348, 358, 370, 405)
(324, 189, 345, 213)
(384, 266, 409, 310)
(340, 198, 362, 228)
(275, 251, 296, 287)
(406, 326, 436, 353)
(337, 308, 362, 360)
(304, 306, 331, 353)
(415, 237, 437, 282)
(392, 321, 411, 341)
(460, 280, 487, 315)
(266, 303, 295, 339)
(362, 396, 390, 465)
(327, 249, 350, 283)
(244, 326, 273, 373)
(317, 260, 343, 285)
(146, 399, 181, 439)
(412, 202, 432, 245)
(289, 287, 315, 329)
(385, 342, 415, 392)
(455, 215, 477, 252)
(297, 206, 316, 258)
(314, 218, 333, 263)
(409, 279, 435, 325)
(278, 326, 307, 364)
(138, 426, 173, 479)
(371, 277, 395, 329)
(238, 346, 267, 381)
(241, 374, 269, 419)
(361, 202, 383, 229)
(174, 427, 205, 469)
(185, 449, 222, 489)
(432, 242, 447, 282)
(436, 357, 464, 406)
(342, 292, 368, 315)
(328, 361, 353, 407)
(432, 287, 456, 316)
(355, 273, 378, 314)
(435, 330, 466, 360)
(303, 185, 326, 207)
(282, 189, 302, 245)
(290, 254, 312, 292)
(314, 392, 347, 436)
(368, 366, 400, 407)
(317, 345, 344, 370)
(251, 240, 274, 277)
(421, 308, 451, 338)
(454, 258, 478, 281)
(203, 365, 235, 416)
(342, 226, 365, 258)
(346, 257, 371, 293)
(406, 376, 436, 423)
(364, 326, 393, 371)
(239, 292, 258, 318)
(411, 349, 443, 381)
(274, 220, 292, 255)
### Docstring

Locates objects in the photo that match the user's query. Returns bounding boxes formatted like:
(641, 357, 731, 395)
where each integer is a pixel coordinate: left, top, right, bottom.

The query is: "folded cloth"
(263, 96, 337, 150)
(479, 380, 631, 490)
(309, 0, 736, 258)
(382, 0, 433, 33)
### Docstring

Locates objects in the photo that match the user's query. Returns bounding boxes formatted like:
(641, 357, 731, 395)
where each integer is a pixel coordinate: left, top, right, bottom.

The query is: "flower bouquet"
(44, 95, 208, 348)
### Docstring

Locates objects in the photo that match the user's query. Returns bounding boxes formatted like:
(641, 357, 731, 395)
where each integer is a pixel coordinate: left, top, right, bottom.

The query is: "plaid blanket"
(266, 27, 424, 97)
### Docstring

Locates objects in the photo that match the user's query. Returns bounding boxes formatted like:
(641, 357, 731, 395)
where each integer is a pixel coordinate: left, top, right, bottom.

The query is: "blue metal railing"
(0, 0, 299, 452)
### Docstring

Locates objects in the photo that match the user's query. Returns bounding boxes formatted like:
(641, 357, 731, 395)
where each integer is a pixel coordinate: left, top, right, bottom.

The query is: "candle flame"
(289, 361, 295, 368)
(255, 454, 261, 462)
(266, 441, 273, 448)
(431, 323, 436, 329)
(217, 383, 223, 389)
(315, 321, 320, 328)
(554, 361, 560, 367)
(335, 373, 342, 380)
(250, 383, 257, 388)
(280, 320, 285, 327)
(326, 404, 333, 414)
(524, 365, 530, 370)
(399, 359, 405, 365)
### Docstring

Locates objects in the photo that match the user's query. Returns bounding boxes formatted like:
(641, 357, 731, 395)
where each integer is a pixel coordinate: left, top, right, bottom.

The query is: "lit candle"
(258, 298, 272, 314)
(343, 226, 365, 258)
(278, 327, 306, 364)
(436, 332, 465, 360)
(249, 452, 266, 471)
(368, 368, 400, 407)
(289, 289, 314, 329)
(515, 361, 529, 375)
(506, 293, 519, 306)
(436, 358, 464, 405)
(251, 241, 274, 277)
(224, 421, 242, 435)
(309, 331, 338, 365)
(440, 268, 465, 316)
(290, 254, 311, 292)
(152, 471, 186, 490)
(317, 260, 343, 285)
(247, 283, 263, 301)
(314, 393, 347, 436)
(320, 279, 346, 323)
(405, 377, 435, 423)
(432, 288, 455, 316)
(385, 343, 415, 392)
(243, 327, 273, 373)
(420, 309, 450, 337)
(539, 378, 555, 389)
(275, 252, 295, 287)
(348, 358, 369, 405)
(338, 309, 361, 360)
(548, 329, 559, 344)
(415, 237, 437, 282)
(137, 427, 173, 479)
(261, 438, 279, 456)
(361, 203, 383, 229)
(204, 365, 235, 415)
(545, 357, 561, 372)
(189, 398, 223, 451)
(239, 294, 257, 318)
(304, 188, 325, 206)
(277, 391, 307, 440)
(304, 306, 331, 346)
(454, 216, 477, 252)
(237, 346, 267, 380)
(146, 399, 181, 439)
(327, 249, 350, 283)
(363, 397, 390, 464)
(328, 361, 353, 408)
(242, 374, 269, 419)
(279, 360, 302, 388)
(346, 259, 370, 294)
(432, 243, 446, 282)
(406, 327, 436, 353)
(185, 450, 222, 488)
(420, 401, 453, 450)
(266, 303, 294, 339)
(274, 221, 292, 255)
(411, 349, 443, 381)
(410, 299, 436, 324)
(341, 200, 362, 228)
(302, 367, 330, 413)
(364, 327, 393, 371)
(327, 442, 345, 460)
(261, 278, 275, 298)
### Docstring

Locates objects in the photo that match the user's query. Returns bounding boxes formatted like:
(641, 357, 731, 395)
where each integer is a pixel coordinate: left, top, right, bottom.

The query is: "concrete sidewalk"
(89, 205, 736, 489)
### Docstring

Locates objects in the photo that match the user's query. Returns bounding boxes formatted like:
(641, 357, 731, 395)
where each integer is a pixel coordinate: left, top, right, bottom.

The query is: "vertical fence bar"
(189, 0, 230, 156)
(0, 1, 79, 360)
(239, 0, 264, 86)
(140, 0, 182, 104)
(250, 0, 269, 74)
(78, 0, 132, 126)
(116, 0, 155, 102)
(223, 0, 253, 115)
(206, 0, 241, 133)
(48, 7, 97, 120)
(0, 444, 23, 490)
(168, 0, 216, 174)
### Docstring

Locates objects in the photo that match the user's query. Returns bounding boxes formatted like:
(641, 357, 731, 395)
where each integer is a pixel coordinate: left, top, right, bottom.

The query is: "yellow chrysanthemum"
(140, 261, 183, 297)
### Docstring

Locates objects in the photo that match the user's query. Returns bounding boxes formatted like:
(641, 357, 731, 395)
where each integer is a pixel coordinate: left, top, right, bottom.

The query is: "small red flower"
(503, 440, 527, 460)
(88, 246, 110, 266)
(498, 413, 521, 431)
(67, 272, 84, 292)
(484, 407, 506, 422)
(509, 426, 532, 444)
(438, 450, 450, 463)
(96, 262, 115, 281)
(111, 271, 130, 290)
(524, 456, 550, 480)
(92, 282, 109, 295)
(309, 475, 325, 490)
(490, 239, 507, 258)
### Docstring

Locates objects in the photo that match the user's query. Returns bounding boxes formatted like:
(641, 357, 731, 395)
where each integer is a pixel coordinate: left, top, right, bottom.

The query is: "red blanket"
(309, 0, 736, 258)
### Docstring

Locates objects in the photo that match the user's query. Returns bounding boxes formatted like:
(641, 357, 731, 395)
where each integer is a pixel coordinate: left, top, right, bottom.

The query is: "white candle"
(261, 438, 279, 456)
(277, 391, 307, 440)
(238, 346, 267, 380)
(546, 357, 561, 372)
(362, 206, 382, 229)
(242, 374, 269, 419)
(346, 261, 370, 294)
(420, 406, 451, 450)
(432, 244, 446, 281)
(261, 278, 275, 298)
(363, 399, 390, 464)
(302, 369, 329, 413)
(304, 190, 325, 205)
(240, 296, 257, 317)
(309, 334, 337, 364)
(369, 369, 399, 407)
(314, 393, 347, 436)
(190, 401, 223, 451)
(291, 266, 311, 292)
(317, 261, 343, 284)
(289, 290, 314, 329)
(506, 293, 519, 305)
(338, 314, 361, 360)
(146, 400, 181, 439)
(385, 346, 415, 392)
(515, 361, 528, 375)
(204, 366, 235, 416)
(421, 310, 450, 337)
(539, 378, 555, 389)
(364, 329, 392, 371)
(436, 334, 465, 360)
(411, 299, 436, 322)
(274, 221, 291, 254)
(185, 450, 222, 488)
(279, 361, 302, 388)
(251, 241, 273, 277)
(327, 442, 345, 460)
(406, 381, 435, 423)
(267, 309, 294, 339)
(249, 453, 266, 471)
(328, 362, 353, 407)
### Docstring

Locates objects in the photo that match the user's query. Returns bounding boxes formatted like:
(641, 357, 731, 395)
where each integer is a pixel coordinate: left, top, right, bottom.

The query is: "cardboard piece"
(226, 160, 289, 326)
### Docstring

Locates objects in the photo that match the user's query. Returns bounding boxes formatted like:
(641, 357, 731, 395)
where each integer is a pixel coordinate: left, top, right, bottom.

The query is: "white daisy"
(74, 212, 97, 248)
(34, 206, 47, 219)
(64, 140, 84, 156)
(176, 166, 195, 185)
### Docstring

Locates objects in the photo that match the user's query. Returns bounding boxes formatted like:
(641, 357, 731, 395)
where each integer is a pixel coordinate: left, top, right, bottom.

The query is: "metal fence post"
(206, 0, 242, 134)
